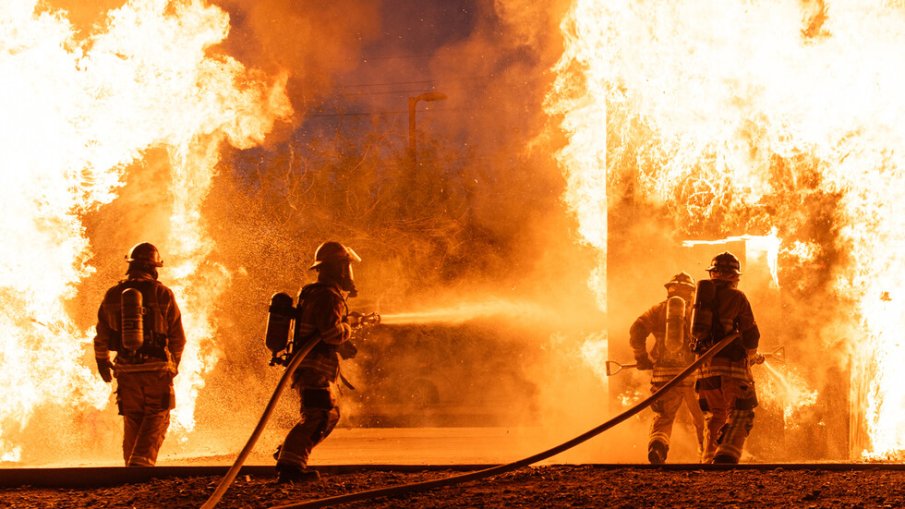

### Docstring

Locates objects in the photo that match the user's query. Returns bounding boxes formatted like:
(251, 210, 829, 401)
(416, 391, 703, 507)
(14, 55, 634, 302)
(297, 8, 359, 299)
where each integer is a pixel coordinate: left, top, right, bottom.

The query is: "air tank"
(664, 296, 686, 354)
(121, 287, 144, 352)
(265, 292, 295, 354)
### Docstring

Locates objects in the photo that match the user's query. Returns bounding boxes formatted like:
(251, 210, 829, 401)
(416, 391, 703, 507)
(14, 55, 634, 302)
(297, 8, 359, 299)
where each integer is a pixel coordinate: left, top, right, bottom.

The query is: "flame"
(544, 0, 611, 390)
(616, 387, 645, 408)
(548, 0, 905, 458)
(0, 0, 290, 462)
(578, 333, 608, 385)
(682, 228, 782, 287)
(785, 240, 821, 264)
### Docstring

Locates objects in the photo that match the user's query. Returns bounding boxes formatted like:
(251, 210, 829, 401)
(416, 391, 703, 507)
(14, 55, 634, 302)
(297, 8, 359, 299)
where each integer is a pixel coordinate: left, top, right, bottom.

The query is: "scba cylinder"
(121, 288, 144, 352)
(265, 292, 295, 354)
(664, 296, 686, 354)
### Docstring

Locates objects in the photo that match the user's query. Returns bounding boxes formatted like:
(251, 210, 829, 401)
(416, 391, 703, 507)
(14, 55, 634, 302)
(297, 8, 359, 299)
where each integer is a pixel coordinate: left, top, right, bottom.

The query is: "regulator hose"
(201, 336, 321, 509)
(271, 333, 741, 509)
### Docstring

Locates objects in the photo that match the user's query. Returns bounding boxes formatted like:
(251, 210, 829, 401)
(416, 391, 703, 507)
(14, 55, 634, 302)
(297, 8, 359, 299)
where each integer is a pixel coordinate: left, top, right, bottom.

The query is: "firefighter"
(93, 242, 186, 467)
(691, 251, 764, 464)
(630, 272, 705, 464)
(275, 241, 361, 483)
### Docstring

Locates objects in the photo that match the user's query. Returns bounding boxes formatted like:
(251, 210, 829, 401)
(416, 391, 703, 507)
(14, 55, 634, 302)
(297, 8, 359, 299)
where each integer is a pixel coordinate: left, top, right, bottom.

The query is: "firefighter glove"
(690, 336, 711, 355)
(347, 311, 363, 328)
(337, 340, 358, 360)
(340, 322, 353, 341)
(749, 352, 766, 365)
(96, 357, 113, 383)
(635, 354, 654, 370)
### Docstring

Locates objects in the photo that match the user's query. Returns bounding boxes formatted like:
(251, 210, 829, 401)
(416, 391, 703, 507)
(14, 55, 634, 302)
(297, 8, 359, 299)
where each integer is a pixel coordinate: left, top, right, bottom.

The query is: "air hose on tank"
(200, 336, 321, 509)
(268, 333, 740, 509)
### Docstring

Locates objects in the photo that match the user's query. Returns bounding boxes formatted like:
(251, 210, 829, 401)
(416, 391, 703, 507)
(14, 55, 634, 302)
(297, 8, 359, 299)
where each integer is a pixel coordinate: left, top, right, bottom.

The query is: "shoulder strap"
(710, 292, 722, 340)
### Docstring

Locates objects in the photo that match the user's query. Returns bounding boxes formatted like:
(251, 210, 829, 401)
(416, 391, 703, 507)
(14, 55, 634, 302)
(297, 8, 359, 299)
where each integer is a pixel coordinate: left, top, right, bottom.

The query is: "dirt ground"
(1, 465, 903, 508)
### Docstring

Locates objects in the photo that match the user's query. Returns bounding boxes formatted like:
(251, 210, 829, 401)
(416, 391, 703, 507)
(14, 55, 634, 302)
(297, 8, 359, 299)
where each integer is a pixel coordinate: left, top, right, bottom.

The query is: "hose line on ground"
(200, 336, 321, 509)
(270, 333, 741, 509)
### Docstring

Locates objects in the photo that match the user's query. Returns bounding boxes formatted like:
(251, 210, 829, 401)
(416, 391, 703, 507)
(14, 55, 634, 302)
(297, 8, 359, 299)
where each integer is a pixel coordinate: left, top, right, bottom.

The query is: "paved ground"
(1, 465, 903, 508)
(5, 425, 888, 508)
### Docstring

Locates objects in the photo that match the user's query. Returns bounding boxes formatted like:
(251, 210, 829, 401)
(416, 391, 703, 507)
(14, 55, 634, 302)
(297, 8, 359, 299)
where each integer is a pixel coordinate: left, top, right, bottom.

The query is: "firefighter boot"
(711, 454, 739, 465)
(276, 463, 321, 484)
(647, 441, 669, 465)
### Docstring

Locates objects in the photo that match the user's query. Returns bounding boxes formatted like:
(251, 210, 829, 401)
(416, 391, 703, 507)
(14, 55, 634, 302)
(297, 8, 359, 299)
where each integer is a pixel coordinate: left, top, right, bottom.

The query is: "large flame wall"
(548, 0, 905, 459)
(0, 0, 289, 462)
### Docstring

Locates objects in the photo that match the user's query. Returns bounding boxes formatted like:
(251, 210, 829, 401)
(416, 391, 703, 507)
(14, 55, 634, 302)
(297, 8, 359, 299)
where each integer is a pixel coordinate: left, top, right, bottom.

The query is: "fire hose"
(200, 335, 321, 509)
(265, 332, 741, 509)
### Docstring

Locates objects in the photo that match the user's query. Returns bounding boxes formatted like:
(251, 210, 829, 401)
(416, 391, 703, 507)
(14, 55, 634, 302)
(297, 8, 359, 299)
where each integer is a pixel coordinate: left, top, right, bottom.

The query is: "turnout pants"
(696, 374, 757, 463)
(649, 383, 705, 458)
(277, 373, 340, 469)
(116, 370, 174, 467)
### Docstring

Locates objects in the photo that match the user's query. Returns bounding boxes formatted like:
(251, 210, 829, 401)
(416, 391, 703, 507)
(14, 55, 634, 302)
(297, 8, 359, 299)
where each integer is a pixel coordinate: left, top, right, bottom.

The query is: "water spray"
(762, 361, 795, 394)
(377, 298, 554, 326)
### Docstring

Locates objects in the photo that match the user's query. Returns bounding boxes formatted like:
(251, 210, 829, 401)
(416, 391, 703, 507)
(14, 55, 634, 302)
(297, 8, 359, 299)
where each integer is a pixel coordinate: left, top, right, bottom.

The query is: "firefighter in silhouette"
(630, 272, 705, 464)
(690, 251, 763, 464)
(93, 242, 185, 466)
(275, 241, 361, 483)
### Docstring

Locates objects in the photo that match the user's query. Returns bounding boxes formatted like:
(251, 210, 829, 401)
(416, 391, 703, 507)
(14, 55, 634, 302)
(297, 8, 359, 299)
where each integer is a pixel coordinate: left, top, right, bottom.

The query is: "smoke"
(213, 0, 382, 135)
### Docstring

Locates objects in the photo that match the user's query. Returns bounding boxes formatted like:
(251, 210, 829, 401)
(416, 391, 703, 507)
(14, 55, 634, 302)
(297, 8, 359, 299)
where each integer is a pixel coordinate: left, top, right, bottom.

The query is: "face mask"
(340, 263, 356, 296)
(321, 261, 356, 296)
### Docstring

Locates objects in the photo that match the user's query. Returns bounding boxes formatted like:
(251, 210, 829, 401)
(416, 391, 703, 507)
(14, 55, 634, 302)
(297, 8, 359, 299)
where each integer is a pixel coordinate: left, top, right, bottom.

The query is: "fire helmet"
(707, 251, 741, 275)
(126, 242, 163, 267)
(664, 272, 696, 290)
(309, 241, 361, 270)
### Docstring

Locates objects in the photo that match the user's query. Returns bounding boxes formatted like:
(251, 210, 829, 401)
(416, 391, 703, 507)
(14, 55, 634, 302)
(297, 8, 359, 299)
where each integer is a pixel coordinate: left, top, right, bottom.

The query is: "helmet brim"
(665, 282, 696, 290)
(309, 247, 362, 270)
(125, 256, 164, 267)
(707, 267, 742, 275)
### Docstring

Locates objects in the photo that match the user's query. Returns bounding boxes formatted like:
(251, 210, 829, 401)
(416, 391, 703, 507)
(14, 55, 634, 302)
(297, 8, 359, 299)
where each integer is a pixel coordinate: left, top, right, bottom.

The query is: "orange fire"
(548, 1, 905, 459)
(0, 0, 289, 463)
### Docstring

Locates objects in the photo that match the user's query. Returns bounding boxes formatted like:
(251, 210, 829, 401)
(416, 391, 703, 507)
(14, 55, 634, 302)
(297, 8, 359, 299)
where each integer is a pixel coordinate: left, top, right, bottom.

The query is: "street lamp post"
(408, 91, 447, 162)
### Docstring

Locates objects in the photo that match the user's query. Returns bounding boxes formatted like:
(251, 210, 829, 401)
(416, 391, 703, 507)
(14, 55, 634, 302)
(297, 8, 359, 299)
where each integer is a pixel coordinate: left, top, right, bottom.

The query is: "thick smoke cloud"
(213, 0, 381, 135)
(196, 0, 617, 461)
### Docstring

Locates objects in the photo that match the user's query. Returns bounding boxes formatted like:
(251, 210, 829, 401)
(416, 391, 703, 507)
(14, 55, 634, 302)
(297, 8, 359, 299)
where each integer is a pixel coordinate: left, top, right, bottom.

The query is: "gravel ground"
(1, 466, 903, 508)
